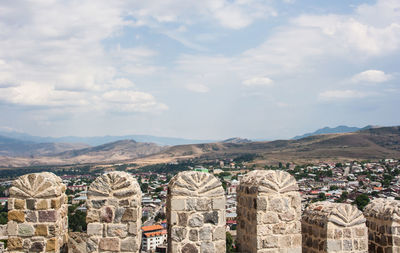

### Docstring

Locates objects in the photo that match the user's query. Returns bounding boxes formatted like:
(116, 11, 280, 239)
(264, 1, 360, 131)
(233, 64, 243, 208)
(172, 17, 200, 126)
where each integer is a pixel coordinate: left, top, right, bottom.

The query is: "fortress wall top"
(237, 170, 302, 253)
(302, 201, 367, 253)
(7, 172, 68, 252)
(167, 171, 226, 253)
(86, 171, 142, 253)
(364, 198, 400, 253)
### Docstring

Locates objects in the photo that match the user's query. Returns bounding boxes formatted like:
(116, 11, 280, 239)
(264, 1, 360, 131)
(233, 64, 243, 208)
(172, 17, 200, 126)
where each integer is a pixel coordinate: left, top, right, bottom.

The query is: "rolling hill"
(0, 126, 399, 167)
(130, 126, 400, 166)
(292, 125, 374, 140)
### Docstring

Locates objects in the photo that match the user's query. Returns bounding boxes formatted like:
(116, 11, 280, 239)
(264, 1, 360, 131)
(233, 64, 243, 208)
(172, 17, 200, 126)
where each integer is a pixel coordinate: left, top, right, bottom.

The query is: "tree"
(355, 194, 370, 210)
(155, 212, 166, 222)
(69, 210, 87, 232)
(317, 193, 326, 201)
(226, 232, 235, 253)
(141, 183, 149, 193)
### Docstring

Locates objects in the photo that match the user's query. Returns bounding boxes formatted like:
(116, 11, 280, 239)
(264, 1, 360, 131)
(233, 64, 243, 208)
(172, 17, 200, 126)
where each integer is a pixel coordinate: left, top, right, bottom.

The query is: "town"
(0, 158, 399, 252)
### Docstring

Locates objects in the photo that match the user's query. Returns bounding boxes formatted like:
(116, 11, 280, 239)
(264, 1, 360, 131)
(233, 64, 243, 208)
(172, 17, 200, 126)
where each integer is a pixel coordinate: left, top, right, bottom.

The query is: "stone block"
(8, 198, 15, 210)
(35, 224, 48, 236)
(189, 229, 199, 241)
(7, 221, 18, 236)
(178, 212, 188, 226)
(171, 227, 187, 242)
(203, 211, 219, 225)
(30, 241, 45, 252)
(26, 198, 36, 210)
(128, 222, 138, 235)
(38, 210, 57, 222)
(87, 223, 103, 236)
(327, 239, 342, 251)
(86, 210, 100, 223)
(8, 210, 25, 223)
(107, 224, 128, 237)
(121, 237, 138, 251)
(196, 198, 212, 211)
(200, 242, 215, 253)
(182, 243, 198, 253)
(51, 197, 61, 209)
(114, 207, 125, 223)
(91, 199, 106, 209)
(100, 206, 114, 223)
(189, 214, 203, 227)
(8, 237, 23, 250)
(121, 208, 137, 222)
(171, 198, 186, 211)
(213, 226, 225, 241)
(99, 237, 120, 251)
(25, 211, 37, 222)
(46, 237, 58, 252)
(213, 197, 225, 210)
(199, 226, 212, 241)
(14, 199, 25, 209)
(18, 224, 34, 237)
(36, 199, 48, 210)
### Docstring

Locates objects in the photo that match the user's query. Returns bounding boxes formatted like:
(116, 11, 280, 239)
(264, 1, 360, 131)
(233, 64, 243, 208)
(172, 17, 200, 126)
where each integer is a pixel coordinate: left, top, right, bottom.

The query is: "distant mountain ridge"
(292, 125, 375, 140)
(0, 131, 215, 146)
(1, 125, 399, 167)
(0, 135, 90, 157)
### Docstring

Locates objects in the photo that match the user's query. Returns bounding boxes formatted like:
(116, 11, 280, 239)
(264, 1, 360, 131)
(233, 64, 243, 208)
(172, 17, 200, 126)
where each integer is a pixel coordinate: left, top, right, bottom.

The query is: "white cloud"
(102, 90, 168, 112)
(0, 82, 88, 107)
(293, 0, 400, 56)
(185, 83, 210, 93)
(352, 70, 392, 83)
(318, 90, 371, 100)
(243, 77, 274, 87)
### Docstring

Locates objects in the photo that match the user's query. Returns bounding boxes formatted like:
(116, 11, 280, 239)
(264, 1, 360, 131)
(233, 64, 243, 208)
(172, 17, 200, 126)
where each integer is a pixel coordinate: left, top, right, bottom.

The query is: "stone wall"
(86, 171, 142, 253)
(7, 172, 68, 252)
(167, 171, 226, 253)
(3, 169, 400, 253)
(364, 198, 400, 253)
(236, 170, 302, 253)
(302, 201, 368, 253)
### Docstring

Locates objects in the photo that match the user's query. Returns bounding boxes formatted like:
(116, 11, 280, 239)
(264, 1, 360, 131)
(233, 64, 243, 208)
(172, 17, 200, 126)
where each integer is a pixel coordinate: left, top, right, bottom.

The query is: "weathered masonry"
(237, 170, 302, 253)
(7, 172, 68, 252)
(2, 170, 400, 252)
(86, 171, 142, 253)
(302, 201, 368, 253)
(167, 171, 226, 253)
(364, 198, 400, 253)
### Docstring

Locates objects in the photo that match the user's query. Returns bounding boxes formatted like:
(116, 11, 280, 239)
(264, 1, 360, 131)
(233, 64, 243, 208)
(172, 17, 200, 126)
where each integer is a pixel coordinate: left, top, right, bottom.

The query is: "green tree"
(141, 183, 149, 193)
(355, 194, 370, 210)
(226, 232, 234, 253)
(318, 192, 326, 201)
(69, 210, 87, 232)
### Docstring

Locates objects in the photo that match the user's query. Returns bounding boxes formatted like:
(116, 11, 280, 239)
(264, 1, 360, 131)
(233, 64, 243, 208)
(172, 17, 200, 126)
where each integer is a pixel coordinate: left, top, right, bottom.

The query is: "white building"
(141, 225, 167, 251)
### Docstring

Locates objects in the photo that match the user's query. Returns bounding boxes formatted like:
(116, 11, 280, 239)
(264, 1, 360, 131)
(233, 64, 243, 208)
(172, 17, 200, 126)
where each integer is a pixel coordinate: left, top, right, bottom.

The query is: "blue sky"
(0, 0, 399, 140)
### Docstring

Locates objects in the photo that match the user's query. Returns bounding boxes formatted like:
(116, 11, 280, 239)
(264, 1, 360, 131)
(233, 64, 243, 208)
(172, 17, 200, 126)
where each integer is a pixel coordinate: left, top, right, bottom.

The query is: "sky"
(0, 0, 399, 140)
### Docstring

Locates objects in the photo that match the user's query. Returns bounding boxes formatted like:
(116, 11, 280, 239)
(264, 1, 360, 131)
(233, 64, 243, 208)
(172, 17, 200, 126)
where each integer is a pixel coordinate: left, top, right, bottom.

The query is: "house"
(141, 225, 167, 251)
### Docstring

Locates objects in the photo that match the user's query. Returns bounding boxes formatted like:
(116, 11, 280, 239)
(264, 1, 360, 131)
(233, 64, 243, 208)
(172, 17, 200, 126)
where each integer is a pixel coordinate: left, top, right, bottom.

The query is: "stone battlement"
(0, 170, 397, 252)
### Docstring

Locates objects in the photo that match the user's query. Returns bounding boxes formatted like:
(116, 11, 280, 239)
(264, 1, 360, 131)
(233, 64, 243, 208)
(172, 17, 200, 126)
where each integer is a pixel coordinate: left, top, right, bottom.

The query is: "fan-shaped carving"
(88, 171, 140, 198)
(329, 204, 365, 227)
(364, 198, 400, 222)
(10, 172, 65, 199)
(169, 171, 224, 197)
(241, 170, 298, 194)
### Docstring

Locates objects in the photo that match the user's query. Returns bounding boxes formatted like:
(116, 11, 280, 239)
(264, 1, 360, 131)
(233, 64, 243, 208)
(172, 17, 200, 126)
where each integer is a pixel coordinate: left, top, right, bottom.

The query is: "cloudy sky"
(0, 0, 399, 140)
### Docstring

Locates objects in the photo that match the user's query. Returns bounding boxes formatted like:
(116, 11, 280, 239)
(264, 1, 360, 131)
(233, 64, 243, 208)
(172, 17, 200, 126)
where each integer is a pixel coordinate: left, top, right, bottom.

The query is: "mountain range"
(292, 125, 375, 139)
(0, 131, 213, 146)
(0, 125, 399, 167)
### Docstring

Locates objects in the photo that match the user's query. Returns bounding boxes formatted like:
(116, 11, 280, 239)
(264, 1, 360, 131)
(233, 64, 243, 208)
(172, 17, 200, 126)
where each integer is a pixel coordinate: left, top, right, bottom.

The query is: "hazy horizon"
(1, 0, 399, 140)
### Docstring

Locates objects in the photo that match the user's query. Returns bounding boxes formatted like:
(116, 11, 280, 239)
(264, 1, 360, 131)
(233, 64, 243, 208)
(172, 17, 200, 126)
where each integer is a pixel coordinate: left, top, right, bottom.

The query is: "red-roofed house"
(141, 225, 167, 251)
